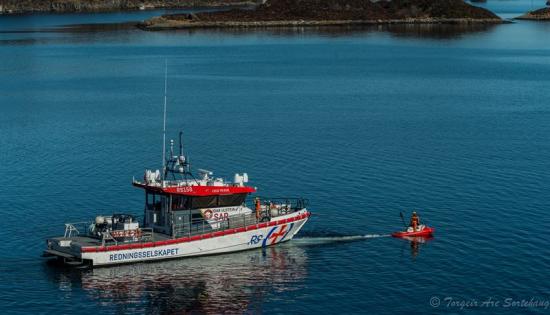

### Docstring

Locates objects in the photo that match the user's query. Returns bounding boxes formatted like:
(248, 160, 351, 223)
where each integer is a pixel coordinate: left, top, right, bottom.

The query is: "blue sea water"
(1, 1, 550, 314)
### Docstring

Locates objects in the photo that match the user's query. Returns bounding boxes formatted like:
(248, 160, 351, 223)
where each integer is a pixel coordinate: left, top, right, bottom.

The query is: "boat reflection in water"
(399, 236, 434, 259)
(48, 245, 307, 314)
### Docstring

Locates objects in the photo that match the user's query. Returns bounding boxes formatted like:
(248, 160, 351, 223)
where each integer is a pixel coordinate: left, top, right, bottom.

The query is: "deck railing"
(172, 212, 257, 238)
(64, 222, 91, 238)
(172, 197, 308, 238)
(62, 197, 308, 245)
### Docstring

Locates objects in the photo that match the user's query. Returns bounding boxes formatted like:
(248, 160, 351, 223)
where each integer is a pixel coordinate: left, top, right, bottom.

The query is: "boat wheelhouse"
(44, 133, 310, 267)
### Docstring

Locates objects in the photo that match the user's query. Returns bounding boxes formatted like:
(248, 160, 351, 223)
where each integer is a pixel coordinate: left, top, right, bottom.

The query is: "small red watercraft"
(392, 225, 434, 238)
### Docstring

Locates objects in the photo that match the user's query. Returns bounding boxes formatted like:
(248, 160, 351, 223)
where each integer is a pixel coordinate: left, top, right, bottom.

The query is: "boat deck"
(51, 232, 172, 247)
(48, 198, 308, 251)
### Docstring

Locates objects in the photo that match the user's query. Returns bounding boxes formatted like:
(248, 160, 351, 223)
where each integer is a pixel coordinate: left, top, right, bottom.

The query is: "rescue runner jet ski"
(391, 225, 434, 238)
(391, 212, 434, 238)
(43, 133, 310, 267)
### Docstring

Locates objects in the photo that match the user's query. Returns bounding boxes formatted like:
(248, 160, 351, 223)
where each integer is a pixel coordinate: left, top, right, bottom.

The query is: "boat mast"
(162, 59, 168, 184)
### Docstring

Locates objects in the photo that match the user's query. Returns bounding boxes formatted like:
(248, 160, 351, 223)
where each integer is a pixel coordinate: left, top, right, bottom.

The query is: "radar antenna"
(179, 131, 184, 157)
(161, 59, 168, 183)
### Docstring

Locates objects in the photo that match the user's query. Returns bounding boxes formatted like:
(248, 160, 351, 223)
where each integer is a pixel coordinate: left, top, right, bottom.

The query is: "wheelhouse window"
(170, 193, 247, 210)
(218, 194, 247, 207)
(172, 195, 191, 210)
(146, 192, 165, 211)
(191, 196, 218, 208)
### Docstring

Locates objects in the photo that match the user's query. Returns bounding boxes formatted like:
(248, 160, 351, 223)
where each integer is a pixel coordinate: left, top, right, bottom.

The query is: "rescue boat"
(43, 132, 310, 267)
(391, 225, 434, 238)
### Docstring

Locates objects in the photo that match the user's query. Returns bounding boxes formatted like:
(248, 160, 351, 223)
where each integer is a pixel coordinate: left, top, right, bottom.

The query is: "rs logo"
(248, 234, 263, 245)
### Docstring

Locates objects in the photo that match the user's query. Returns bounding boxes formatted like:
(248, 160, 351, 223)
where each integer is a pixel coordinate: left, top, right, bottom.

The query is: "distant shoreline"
(516, 7, 550, 20)
(0, 1, 254, 15)
(139, 17, 504, 31)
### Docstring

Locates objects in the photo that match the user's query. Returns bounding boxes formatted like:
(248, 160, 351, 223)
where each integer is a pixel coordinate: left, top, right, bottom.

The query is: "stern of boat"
(43, 222, 98, 266)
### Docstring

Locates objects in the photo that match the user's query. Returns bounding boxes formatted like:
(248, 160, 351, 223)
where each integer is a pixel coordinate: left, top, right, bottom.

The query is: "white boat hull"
(79, 210, 309, 266)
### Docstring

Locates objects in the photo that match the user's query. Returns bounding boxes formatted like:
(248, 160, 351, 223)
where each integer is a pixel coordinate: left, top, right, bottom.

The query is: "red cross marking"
(269, 225, 288, 244)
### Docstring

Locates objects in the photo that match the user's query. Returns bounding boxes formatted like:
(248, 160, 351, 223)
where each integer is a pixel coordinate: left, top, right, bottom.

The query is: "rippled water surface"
(1, 1, 550, 314)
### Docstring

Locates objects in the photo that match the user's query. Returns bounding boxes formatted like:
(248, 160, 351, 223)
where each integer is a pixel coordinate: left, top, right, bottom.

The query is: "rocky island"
(516, 7, 550, 20)
(139, 0, 502, 31)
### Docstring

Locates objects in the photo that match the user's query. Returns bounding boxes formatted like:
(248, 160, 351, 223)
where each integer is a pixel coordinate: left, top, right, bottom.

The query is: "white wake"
(292, 234, 389, 245)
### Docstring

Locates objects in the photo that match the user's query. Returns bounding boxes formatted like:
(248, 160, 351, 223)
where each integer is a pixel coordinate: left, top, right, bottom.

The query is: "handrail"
(60, 198, 307, 244)
(171, 204, 305, 239)
(101, 232, 118, 246)
(246, 197, 309, 210)
(64, 222, 90, 238)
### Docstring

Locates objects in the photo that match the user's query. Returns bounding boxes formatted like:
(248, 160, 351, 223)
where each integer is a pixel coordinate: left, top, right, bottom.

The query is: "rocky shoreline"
(139, 0, 503, 31)
(139, 17, 503, 31)
(0, 0, 253, 15)
(516, 7, 550, 20)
